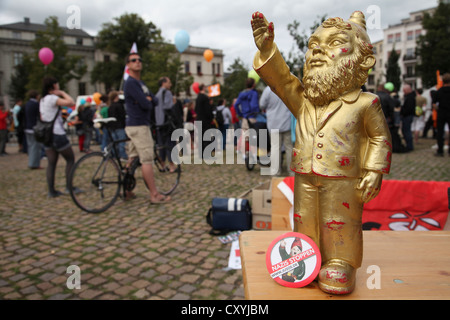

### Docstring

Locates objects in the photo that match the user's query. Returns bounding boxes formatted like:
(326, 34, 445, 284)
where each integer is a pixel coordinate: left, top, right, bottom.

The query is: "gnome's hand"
(357, 170, 382, 203)
(251, 12, 274, 59)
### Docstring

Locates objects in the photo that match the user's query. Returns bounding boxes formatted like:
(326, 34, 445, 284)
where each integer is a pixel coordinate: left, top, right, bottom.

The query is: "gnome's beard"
(303, 54, 367, 106)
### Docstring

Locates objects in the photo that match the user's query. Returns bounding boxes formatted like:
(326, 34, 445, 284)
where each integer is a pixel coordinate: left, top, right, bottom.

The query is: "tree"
(221, 58, 249, 103)
(96, 13, 162, 59)
(26, 16, 86, 92)
(285, 15, 327, 77)
(141, 42, 193, 96)
(93, 13, 163, 91)
(416, 1, 450, 88)
(91, 59, 123, 93)
(385, 47, 402, 91)
(9, 58, 32, 100)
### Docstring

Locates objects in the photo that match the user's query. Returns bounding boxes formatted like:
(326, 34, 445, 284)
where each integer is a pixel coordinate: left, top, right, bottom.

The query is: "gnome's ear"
(349, 11, 367, 30)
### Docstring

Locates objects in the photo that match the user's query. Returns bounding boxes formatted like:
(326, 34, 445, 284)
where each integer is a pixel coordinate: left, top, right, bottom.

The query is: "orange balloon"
(203, 49, 214, 62)
(93, 92, 101, 105)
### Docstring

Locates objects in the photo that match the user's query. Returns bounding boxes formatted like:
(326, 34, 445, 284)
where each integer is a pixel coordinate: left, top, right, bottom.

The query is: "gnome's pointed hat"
(291, 238, 302, 251)
(349, 11, 367, 30)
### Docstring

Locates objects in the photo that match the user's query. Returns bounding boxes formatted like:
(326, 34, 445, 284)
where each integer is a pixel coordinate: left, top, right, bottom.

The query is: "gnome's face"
(302, 12, 375, 106)
(304, 24, 357, 77)
(291, 245, 302, 256)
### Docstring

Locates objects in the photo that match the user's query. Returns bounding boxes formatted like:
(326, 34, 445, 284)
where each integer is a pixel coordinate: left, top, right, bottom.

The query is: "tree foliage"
(141, 42, 193, 96)
(93, 13, 163, 91)
(93, 13, 192, 95)
(221, 58, 249, 104)
(96, 13, 162, 59)
(386, 47, 402, 92)
(9, 59, 31, 100)
(416, 1, 450, 88)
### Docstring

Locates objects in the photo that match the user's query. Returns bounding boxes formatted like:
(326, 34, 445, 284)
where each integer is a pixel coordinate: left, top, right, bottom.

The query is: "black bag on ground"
(33, 107, 60, 146)
(206, 197, 252, 235)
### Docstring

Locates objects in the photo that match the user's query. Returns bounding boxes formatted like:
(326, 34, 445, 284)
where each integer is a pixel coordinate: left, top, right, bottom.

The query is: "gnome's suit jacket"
(254, 46, 392, 268)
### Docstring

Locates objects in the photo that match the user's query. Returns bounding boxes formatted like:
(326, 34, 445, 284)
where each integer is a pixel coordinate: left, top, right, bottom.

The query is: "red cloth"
(278, 178, 450, 231)
(362, 180, 450, 230)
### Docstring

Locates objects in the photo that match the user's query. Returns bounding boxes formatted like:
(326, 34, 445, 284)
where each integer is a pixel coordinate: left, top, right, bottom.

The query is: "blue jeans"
(101, 128, 110, 152)
(111, 128, 128, 160)
(83, 127, 93, 151)
(401, 115, 414, 151)
(26, 132, 43, 168)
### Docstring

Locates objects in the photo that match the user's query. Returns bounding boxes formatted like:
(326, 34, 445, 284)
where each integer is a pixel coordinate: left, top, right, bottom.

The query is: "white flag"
(123, 42, 138, 81)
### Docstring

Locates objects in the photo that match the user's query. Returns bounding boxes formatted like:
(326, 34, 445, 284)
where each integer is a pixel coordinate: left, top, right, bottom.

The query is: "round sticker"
(266, 232, 321, 288)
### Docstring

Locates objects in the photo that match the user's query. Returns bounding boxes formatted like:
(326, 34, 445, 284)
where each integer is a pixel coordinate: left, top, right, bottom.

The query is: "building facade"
(180, 46, 224, 96)
(366, 39, 384, 92)
(0, 17, 225, 107)
(0, 17, 102, 107)
(380, 7, 435, 90)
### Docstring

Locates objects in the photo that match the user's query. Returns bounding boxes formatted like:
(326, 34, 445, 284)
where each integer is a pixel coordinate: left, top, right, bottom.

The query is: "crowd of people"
(375, 73, 450, 156)
(1, 62, 449, 199)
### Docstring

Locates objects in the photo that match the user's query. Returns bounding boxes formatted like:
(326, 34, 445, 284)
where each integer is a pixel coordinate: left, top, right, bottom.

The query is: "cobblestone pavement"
(0, 136, 448, 300)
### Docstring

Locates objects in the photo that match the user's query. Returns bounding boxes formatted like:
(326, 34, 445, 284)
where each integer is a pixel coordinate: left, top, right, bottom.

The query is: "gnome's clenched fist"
(251, 12, 274, 60)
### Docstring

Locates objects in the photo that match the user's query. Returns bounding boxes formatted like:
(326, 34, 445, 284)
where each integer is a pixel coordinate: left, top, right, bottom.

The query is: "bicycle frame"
(95, 118, 132, 198)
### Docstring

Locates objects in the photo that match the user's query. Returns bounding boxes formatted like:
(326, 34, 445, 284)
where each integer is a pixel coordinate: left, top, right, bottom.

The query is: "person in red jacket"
(0, 100, 9, 156)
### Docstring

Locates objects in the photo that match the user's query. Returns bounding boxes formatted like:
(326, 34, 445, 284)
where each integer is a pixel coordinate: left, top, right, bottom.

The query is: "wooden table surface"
(239, 230, 450, 300)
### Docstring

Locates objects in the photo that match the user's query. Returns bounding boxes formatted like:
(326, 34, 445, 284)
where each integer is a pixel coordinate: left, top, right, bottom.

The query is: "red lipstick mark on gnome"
(341, 48, 349, 53)
(326, 220, 345, 230)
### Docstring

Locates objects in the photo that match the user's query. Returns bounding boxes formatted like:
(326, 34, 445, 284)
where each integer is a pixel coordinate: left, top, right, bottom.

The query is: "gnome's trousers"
(293, 173, 364, 269)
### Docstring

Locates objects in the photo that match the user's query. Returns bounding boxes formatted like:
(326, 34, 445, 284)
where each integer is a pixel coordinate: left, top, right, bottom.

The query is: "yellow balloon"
(248, 69, 260, 84)
(203, 49, 214, 62)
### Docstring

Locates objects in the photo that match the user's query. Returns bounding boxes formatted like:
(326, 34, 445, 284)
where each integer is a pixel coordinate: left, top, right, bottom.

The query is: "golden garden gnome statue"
(251, 11, 392, 294)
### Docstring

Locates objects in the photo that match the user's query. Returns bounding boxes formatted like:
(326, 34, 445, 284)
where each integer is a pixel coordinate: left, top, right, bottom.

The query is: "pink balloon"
(39, 47, 54, 65)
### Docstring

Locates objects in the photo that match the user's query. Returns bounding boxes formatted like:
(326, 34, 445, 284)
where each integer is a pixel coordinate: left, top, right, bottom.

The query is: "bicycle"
(68, 117, 181, 213)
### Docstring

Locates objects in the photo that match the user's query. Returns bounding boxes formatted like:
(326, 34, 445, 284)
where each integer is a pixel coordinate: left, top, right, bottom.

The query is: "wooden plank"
(239, 230, 450, 300)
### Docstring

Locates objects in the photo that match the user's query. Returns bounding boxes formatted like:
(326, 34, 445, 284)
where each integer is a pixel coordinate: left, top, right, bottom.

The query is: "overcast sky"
(0, 0, 437, 70)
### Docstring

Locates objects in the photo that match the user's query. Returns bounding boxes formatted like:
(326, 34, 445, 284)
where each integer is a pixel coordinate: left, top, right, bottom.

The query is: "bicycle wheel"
(245, 136, 256, 171)
(68, 152, 121, 213)
(153, 145, 181, 195)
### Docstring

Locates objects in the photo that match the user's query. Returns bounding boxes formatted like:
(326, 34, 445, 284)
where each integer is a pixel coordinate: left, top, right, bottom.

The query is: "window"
(406, 66, 414, 77)
(368, 75, 375, 85)
(395, 33, 401, 42)
(212, 63, 216, 75)
(407, 31, 413, 41)
(104, 55, 110, 62)
(76, 38, 83, 45)
(12, 31, 21, 39)
(216, 63, 221, 76)
(13, 52, 23, 66)
(184, 61, 190, 74)
(78, 82, 86, 96)
(197, 61, 202, 75)
(76, 58, 85, 69)
(415, 29, 422, 39)
(387, 34, 394, 44)
(406, 48, 414, 57)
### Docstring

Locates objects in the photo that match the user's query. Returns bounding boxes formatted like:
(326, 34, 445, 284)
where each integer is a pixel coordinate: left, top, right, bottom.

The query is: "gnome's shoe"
(318, 259, 356, 295)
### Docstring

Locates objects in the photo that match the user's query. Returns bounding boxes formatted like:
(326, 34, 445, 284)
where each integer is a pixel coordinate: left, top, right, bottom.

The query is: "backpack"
(213, 107, 224, 128)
